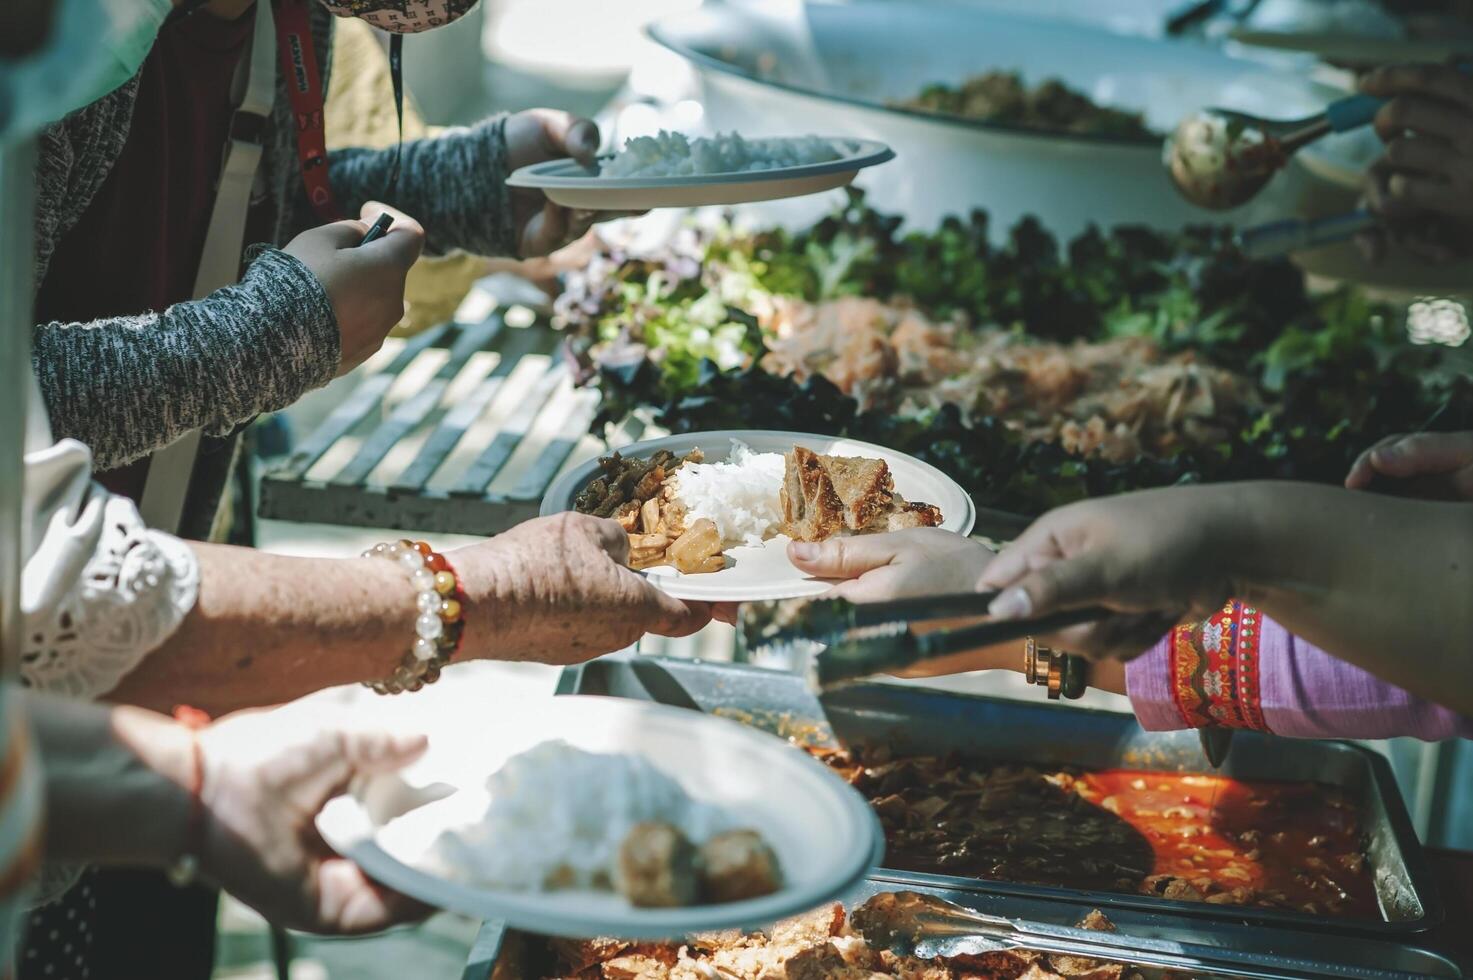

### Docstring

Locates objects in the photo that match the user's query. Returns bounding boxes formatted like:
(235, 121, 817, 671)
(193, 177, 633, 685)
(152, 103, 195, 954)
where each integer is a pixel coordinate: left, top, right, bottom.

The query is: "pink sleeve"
(1126, 611, 1473, 741)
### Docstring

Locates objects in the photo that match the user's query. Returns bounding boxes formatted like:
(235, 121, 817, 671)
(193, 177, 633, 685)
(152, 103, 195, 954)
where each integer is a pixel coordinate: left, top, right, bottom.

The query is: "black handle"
(357, 212, 395, 247)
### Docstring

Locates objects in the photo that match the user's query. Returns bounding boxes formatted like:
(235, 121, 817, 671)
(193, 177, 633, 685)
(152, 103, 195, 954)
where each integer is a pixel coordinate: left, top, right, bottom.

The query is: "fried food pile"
(572, 449, 723, 573)
(894, 70, 1153, 140)
(519, 900, 1151, 980)
(780, 447, 942, 543)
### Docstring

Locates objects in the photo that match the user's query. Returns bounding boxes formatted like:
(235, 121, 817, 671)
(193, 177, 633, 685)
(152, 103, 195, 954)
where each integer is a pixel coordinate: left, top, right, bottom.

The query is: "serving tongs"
(737, 592, 1109, 691)
(851, 891, 1425, 980)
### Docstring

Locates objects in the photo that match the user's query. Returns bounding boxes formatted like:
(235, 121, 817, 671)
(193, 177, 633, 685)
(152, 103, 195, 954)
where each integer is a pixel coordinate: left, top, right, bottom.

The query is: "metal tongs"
(737, 592, 1110, 691)
(851, 891, 1425, 980)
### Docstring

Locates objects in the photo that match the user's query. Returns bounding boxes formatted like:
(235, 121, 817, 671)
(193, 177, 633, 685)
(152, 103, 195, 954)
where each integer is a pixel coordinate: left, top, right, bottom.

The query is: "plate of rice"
(542, 430, 975, 602)
(505, 132, 894, 211)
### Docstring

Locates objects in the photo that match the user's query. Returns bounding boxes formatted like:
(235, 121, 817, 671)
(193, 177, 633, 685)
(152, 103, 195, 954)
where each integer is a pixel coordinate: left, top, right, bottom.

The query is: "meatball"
(616, 821, 698, 908)
(698, 829, 783, 903)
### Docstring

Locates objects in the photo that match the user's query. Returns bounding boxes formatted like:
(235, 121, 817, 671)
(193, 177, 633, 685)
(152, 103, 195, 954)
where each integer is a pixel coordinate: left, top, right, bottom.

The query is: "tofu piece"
(616, 822, 699, 908)
(698, 829, 783, 904)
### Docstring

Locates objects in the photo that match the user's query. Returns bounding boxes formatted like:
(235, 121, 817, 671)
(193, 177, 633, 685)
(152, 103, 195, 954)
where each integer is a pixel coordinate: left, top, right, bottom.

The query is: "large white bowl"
(649, 2, 1360, 237)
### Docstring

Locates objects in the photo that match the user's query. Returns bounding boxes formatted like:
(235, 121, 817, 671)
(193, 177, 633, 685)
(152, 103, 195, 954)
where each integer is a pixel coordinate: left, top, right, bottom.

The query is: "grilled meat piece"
(781, 446, 846, 542)
(824, 454, 894, 531)
(884, 498, 944, 531)
(616, 821, 699, 908)
(698, 829, 783, 904)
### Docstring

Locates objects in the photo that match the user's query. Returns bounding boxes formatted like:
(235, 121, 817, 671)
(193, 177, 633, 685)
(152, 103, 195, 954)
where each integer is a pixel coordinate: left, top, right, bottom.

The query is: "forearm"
(318, 118, 516, 258)
(106, 544, 416, 715)
(1226, 482, 1473, 715)
(29, 692, 189, 868)
(32, 249, 338, 470)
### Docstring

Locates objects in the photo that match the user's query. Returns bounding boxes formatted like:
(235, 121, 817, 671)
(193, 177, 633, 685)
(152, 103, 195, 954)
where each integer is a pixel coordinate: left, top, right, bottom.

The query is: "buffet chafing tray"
(463, 877, 1460, 980)
(550, 653, 1441, 937)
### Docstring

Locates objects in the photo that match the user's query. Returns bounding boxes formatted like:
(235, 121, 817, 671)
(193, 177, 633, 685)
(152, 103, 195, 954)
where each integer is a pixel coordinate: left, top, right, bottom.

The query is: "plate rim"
(315, 694, 884, 939)
(541, 429, 977, 601)
(505, 138, 894, 191)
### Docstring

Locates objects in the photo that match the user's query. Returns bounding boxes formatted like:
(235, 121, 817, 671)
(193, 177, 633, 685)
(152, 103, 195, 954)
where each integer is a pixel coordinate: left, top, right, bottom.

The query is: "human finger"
(1370, 431, 1473, 477)
(788, 535, 904, 579)
(290, 729, 429, 813)
(638, 579, 713, 638)
(1382, 134, 1459, 179)
(986, 550, 1112, 622)
(1386, 172, 1473, 218)
(355, 200, 426, 267)
(313, 858, 433, 934)
(581, 513, 631, 566)
(1360, 63, 1473, 110)
(1345, 434, 1403, 488)
(1374, 96, 1473, 145)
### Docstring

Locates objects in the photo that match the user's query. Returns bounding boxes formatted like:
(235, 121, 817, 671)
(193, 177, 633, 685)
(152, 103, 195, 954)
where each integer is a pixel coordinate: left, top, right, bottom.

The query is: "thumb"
(646, 587, 714, 639)
(987, 553, 1110, 622)
(1370, 432, 1473, 478)
(788, 536, 901, 580)
(294, 730, 430, 813)
(356, 201, 426, 267)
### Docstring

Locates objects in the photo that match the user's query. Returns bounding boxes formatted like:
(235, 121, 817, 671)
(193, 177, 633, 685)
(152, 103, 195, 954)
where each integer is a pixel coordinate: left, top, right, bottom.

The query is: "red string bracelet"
(167, 705, 210, 887)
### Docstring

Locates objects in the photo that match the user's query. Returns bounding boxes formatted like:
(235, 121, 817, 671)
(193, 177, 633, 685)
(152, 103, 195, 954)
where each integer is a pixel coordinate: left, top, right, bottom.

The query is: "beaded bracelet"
(363, 539, 465, 694)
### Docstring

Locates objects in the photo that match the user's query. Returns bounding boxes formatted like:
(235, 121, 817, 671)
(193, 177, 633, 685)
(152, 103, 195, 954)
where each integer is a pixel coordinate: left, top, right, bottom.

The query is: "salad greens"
(559, 190, 1471, 515)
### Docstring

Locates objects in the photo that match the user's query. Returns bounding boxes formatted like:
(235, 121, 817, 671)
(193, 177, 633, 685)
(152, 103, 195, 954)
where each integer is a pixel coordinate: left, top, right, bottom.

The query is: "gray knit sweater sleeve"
(32, 248, 339, 471)
(286, 115, 518, 259)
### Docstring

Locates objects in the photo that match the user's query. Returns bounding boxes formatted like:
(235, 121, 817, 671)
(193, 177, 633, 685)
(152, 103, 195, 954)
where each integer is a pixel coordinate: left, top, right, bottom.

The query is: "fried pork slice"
(881, 497, 943, 532)
(785, 942, 891, 980)
(781, 446, 845, 542)
(823, 454, 895, 531)
(697, 830, 783, 903)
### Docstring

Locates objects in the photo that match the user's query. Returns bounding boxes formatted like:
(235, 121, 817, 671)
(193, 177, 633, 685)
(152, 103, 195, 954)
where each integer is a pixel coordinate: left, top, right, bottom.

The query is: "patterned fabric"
(1167, 600, 1266, 731)
(319, 0, 479, 33)
(1127, 609, 1473, 741)
(31, 3, 517, 472)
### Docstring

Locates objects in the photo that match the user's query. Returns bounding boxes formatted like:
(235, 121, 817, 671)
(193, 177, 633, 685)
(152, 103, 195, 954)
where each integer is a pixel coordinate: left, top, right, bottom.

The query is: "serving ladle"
(1165, 93, 1384, 210)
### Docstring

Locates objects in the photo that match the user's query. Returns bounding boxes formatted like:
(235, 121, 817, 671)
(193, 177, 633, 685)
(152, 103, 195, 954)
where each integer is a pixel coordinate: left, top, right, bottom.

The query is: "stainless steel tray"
(554, 653, 1442, 936)
(462, 877, 1461, 980)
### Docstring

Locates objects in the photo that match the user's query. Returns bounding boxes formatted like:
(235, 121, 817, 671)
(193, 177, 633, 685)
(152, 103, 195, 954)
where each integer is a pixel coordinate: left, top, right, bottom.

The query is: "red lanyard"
(272, 0, 341, 222)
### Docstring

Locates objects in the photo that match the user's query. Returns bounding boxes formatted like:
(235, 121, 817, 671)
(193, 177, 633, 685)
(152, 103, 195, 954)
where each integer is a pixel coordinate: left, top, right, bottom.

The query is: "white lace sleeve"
(21, 440, 200, 700)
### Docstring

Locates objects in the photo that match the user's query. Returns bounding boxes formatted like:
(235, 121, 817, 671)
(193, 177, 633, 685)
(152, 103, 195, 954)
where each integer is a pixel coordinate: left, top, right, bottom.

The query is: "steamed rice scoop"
(672, 442, 786, 547)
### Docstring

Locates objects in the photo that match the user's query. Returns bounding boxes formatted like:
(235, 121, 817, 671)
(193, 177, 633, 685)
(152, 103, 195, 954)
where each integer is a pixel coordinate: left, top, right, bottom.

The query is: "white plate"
(504, 138, 894, 211)
(541, 430, 976, 602)
(316, 695, 882, 940)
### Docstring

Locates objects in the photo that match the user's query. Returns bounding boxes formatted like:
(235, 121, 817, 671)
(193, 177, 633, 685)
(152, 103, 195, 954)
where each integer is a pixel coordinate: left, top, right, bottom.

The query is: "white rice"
(672, 440, 786, 547)
(426, 740, 728, 892)
(602, 131, 841, 179)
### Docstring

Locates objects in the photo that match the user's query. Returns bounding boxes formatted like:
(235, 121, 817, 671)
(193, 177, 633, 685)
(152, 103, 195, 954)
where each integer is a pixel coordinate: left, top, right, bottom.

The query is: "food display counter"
(456, 654, 1464, 979)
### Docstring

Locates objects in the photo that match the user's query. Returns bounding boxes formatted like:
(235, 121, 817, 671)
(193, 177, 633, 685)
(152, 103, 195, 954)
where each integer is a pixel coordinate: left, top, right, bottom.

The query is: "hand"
(450, 512, 712, 664)
(504, 109, 642, 257)
(283, 201, 426, 374)
(1345, 430, 1473, 499)
(1356, 63, 1473, 263)
(196, 710, 430, 933)
(977, 486, 1246, 661)
(787, 528, 997, 601)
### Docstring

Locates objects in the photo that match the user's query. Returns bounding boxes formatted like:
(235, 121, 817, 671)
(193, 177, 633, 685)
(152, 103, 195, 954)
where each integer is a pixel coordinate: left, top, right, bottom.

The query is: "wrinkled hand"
(450, 513, 712, 664)
(977, 487, 1244, 661)
(197, 711, 430, 933)
(284, 202, 426, 374)
(504, 109, 642, 258)
(1345, 430, 1473, 499)
(1356, 63, 1473, 263)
